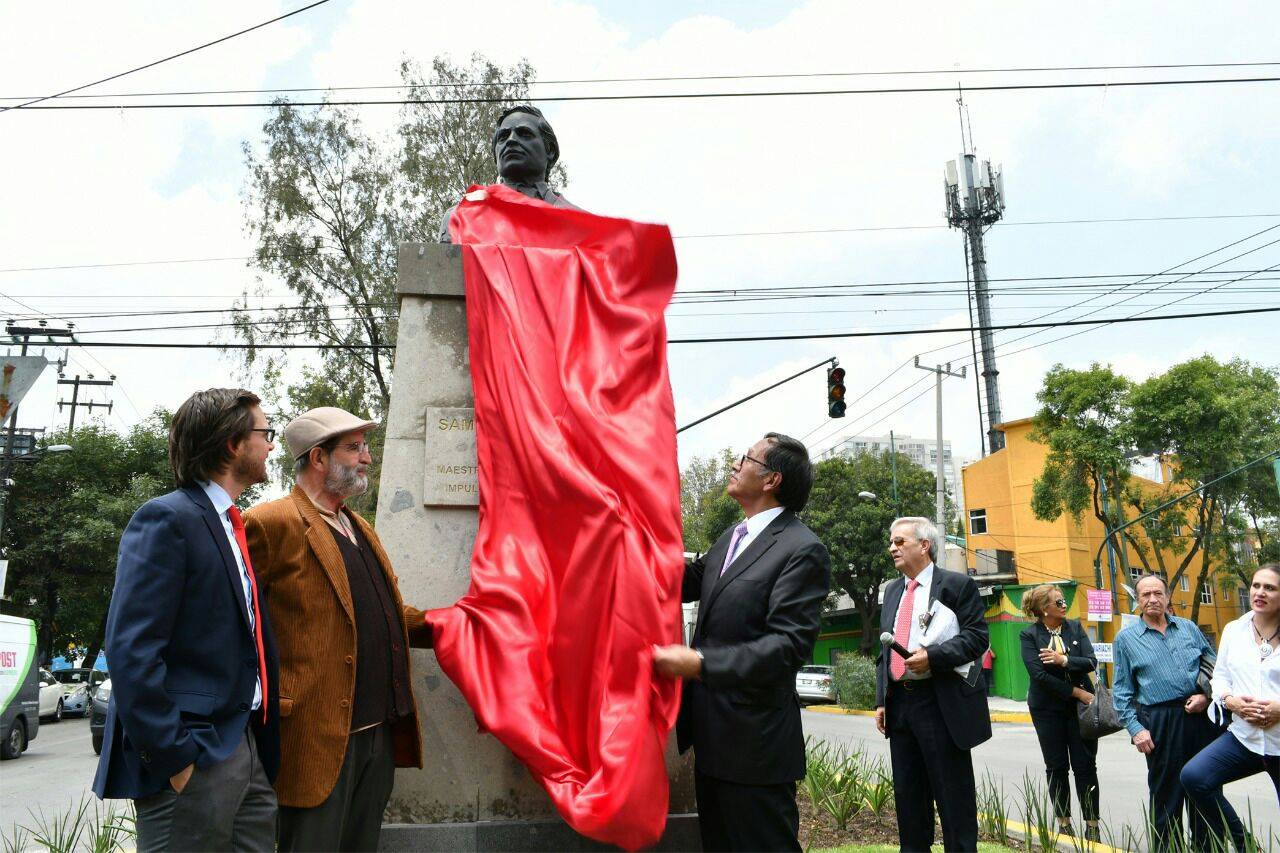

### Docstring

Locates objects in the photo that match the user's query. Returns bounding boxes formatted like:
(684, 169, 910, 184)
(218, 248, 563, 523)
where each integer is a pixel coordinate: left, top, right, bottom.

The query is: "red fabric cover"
(428, 184, 684, 850)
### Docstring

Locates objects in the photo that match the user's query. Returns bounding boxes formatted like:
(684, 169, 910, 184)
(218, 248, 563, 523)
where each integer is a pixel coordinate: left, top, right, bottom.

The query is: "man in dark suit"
(93, 388, 281, 852)
(653, 432, 830, 852)
(875, 516, 990, 853)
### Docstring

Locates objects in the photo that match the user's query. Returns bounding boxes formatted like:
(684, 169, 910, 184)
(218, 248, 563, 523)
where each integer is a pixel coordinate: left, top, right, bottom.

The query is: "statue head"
(491, 105, 560, 184)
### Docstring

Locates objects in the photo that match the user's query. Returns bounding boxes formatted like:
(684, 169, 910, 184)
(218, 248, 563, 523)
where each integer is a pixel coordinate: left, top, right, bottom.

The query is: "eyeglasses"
(329, 441, 371, 454)
(1053, 599, 1067, 608)
(888, 536, 916, 547)
(251, 427, 276, 443)
(738, 453, 772, 471)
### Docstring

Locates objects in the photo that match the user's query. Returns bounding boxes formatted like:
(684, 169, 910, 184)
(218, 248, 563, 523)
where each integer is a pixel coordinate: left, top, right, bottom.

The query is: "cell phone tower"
(944, 105, 1006, 455)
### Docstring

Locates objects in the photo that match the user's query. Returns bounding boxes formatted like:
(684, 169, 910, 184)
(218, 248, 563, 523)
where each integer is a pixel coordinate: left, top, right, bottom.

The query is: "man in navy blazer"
(654, 432, 830, 852)
(875, 516, 990, 853)
(93, 388, 281, 852)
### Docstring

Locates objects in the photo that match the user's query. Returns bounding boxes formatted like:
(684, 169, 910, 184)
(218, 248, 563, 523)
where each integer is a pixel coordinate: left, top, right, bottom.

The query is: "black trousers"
(1029, 705, 1100, 821)
(133, 728, 277, 853)
(887, 680, 978, 853)
(1137, 699, 1222, 852)
(278, 724, 395, 852)
(694, 771, 799, 853)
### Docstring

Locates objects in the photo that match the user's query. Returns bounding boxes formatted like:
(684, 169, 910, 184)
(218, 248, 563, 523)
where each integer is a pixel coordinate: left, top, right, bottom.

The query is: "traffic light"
(827, 365, 846, 418)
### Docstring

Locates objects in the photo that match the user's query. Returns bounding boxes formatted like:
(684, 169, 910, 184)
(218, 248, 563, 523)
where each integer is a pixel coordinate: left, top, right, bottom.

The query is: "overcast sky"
(4, 1, 1278, 483)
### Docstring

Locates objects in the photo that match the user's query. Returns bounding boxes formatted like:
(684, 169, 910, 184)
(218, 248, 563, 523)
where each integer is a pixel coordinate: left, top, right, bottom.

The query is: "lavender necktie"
(720, 521, 750, 577)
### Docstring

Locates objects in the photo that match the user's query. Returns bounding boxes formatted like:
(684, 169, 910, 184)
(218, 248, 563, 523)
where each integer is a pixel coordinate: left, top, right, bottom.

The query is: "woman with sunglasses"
(1180, 564, 1280, 850)
(1020, 584, 1101, 841)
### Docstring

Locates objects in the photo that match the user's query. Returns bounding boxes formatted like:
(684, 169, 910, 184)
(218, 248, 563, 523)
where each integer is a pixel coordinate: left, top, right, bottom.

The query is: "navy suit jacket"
(875, 566, 992, 751)
(93, 486, 280, 800)
(676, 510, 831, 785)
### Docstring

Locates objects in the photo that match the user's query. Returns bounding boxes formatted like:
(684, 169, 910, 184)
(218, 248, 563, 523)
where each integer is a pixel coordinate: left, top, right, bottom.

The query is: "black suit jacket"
(93, 486, 280, 800)
(875, 567, 992, 750)
(1020, 619, 1096, 713)
(676, 510, 830, 785)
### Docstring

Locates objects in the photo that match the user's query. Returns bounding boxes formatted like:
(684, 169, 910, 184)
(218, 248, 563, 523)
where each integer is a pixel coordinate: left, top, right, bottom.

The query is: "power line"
(2, 1, 332, 114)
(8, 60, 1280, 101)
(15, 74, 1280, 111)
(54, 304, 1280, 349)
(6, 216, 1280, 274)
(665, 305, 1280, 344)
(796, 224, 1280, 455)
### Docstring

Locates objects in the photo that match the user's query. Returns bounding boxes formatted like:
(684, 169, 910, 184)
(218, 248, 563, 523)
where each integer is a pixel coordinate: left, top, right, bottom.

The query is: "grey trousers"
(278, 723, 395, 852)
(133, 728, 277, 853)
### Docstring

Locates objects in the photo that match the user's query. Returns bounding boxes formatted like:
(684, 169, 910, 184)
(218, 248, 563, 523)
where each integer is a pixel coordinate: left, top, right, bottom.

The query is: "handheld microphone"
(880, 631, 911, 659)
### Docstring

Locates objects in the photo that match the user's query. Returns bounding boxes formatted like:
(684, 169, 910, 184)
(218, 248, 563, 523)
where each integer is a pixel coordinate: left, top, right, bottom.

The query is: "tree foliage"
(0, 418, 172, 663)
(1031, 356, 1280, 621)
(234, 55, 566, 517)
(679, 449, 741, 553)
(804, 452, 936, 653)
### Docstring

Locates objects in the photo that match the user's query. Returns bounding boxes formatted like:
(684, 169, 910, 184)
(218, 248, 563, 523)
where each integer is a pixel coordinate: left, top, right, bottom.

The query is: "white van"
(0, 614, 41, 759)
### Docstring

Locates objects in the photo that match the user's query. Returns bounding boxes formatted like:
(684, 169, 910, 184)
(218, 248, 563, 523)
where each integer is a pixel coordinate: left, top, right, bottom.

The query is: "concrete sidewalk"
(808, 693, 1032, 724)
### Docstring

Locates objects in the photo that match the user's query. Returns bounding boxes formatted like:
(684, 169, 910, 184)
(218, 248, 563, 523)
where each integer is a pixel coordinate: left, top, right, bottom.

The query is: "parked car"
(89, 677, 111, 755)
(1, 615, 41, 760)
(795, 664, 836, 704)
(52, 668, 107, 718)
(37, 668, 64, 722)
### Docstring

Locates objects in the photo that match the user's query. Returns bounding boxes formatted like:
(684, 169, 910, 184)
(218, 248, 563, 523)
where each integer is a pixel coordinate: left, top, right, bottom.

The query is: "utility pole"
(945, 120, 1007, 454)
(2, 321, 74, 544)
(57, 374, 114, 432)
(915, 357, 966, 526)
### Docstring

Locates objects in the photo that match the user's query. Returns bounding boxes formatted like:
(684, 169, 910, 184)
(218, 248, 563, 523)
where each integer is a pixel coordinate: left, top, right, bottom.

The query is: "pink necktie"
(890, 579, 920, 681)
(719, 522, 749, 577)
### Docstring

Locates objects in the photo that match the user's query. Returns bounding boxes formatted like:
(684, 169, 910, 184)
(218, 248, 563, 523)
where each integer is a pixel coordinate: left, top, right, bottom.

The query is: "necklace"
(1253, 620, 1279, 659)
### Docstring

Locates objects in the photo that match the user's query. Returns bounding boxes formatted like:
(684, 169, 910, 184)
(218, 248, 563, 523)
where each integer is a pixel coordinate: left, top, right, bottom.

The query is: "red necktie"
(227, 506, 269, 724)
(890, 579, 920, 681)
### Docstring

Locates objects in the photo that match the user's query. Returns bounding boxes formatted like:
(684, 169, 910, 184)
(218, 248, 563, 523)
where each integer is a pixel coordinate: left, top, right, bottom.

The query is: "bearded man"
(243, 407, 433, 852)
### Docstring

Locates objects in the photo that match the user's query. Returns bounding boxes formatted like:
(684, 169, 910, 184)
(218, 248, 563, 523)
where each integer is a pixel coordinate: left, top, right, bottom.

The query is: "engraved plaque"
(422, 406, 479, 506)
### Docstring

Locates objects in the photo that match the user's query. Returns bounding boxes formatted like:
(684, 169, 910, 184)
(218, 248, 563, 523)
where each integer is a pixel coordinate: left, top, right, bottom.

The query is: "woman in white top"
(1181, 564, 1280, 850)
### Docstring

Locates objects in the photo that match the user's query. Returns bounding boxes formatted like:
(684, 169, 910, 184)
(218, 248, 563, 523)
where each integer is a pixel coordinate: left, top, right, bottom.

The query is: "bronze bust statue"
(438, 105, 578, 242)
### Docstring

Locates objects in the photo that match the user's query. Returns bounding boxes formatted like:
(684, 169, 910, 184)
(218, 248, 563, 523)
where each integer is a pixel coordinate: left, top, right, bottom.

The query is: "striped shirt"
(1112, 615, 1214, 737)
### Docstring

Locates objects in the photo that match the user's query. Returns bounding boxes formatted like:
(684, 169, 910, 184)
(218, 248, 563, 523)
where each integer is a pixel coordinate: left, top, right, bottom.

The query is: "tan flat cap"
(284, 407, 378, 460)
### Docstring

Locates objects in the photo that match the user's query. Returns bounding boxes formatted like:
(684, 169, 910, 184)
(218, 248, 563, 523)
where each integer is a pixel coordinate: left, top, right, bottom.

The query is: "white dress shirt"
(729, 506, 785, 566)
(893, 563, 935, 680)
(1211, 611, 1280, 756)
(198, 481, 262, 711)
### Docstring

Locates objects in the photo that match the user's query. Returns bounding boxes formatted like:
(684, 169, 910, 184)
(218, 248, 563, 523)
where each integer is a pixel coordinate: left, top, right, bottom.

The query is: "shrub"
(832, 652, 878, 710)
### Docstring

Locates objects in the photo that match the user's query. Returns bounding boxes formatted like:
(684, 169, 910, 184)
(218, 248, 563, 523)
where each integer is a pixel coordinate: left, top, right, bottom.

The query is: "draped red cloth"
(427, 184, 684, 850)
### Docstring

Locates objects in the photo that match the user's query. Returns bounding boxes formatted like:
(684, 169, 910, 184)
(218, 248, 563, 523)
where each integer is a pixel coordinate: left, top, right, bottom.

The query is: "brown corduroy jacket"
(243, 486, 431, 808)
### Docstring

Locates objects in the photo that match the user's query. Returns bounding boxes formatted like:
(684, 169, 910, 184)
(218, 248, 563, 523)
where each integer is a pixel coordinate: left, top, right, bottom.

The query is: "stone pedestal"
(375, 243, 696, 849)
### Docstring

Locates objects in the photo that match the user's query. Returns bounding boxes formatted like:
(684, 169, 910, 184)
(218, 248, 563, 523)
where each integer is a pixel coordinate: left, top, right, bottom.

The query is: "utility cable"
(2, 1, 332, 113)
(7, 60, 1280, 101)
(15, 74, 1280, 111)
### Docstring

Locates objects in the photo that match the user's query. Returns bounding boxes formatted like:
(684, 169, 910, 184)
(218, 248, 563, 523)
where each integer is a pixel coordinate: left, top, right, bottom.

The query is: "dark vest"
(330, 521, 413, 730)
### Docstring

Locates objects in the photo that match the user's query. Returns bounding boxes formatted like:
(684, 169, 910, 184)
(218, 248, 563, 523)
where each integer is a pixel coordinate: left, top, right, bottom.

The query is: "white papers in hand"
(919, 599, 973, 679)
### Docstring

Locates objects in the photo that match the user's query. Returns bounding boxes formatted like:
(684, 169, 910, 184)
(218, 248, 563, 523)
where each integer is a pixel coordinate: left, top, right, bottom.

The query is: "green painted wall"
(812, 612, 863, 665)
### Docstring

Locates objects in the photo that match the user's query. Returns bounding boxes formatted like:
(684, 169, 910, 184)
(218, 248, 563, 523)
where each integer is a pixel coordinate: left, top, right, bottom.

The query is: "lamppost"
(0, 443, 73, 549)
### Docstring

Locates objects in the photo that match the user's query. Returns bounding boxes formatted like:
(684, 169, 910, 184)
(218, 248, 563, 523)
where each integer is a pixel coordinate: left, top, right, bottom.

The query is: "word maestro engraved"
(423, 406, 479, 506)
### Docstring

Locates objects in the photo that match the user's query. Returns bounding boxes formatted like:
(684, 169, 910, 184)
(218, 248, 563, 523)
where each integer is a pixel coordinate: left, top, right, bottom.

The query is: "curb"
(805, 704, 1034, 724)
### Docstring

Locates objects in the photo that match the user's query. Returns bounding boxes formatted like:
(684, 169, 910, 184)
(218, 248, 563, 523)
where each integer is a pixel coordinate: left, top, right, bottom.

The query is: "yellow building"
(961, 418, 1246, 698)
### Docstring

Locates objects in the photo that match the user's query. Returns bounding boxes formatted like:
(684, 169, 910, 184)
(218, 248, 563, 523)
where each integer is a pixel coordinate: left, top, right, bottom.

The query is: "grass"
(819, 840, 1018, 845)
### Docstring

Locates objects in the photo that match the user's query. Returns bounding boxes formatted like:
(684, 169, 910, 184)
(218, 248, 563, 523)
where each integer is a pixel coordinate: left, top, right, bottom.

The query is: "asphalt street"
(2, 712, 1276, 846)
(0, 717, 121, 835)
(802, 708, 1279, 844)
